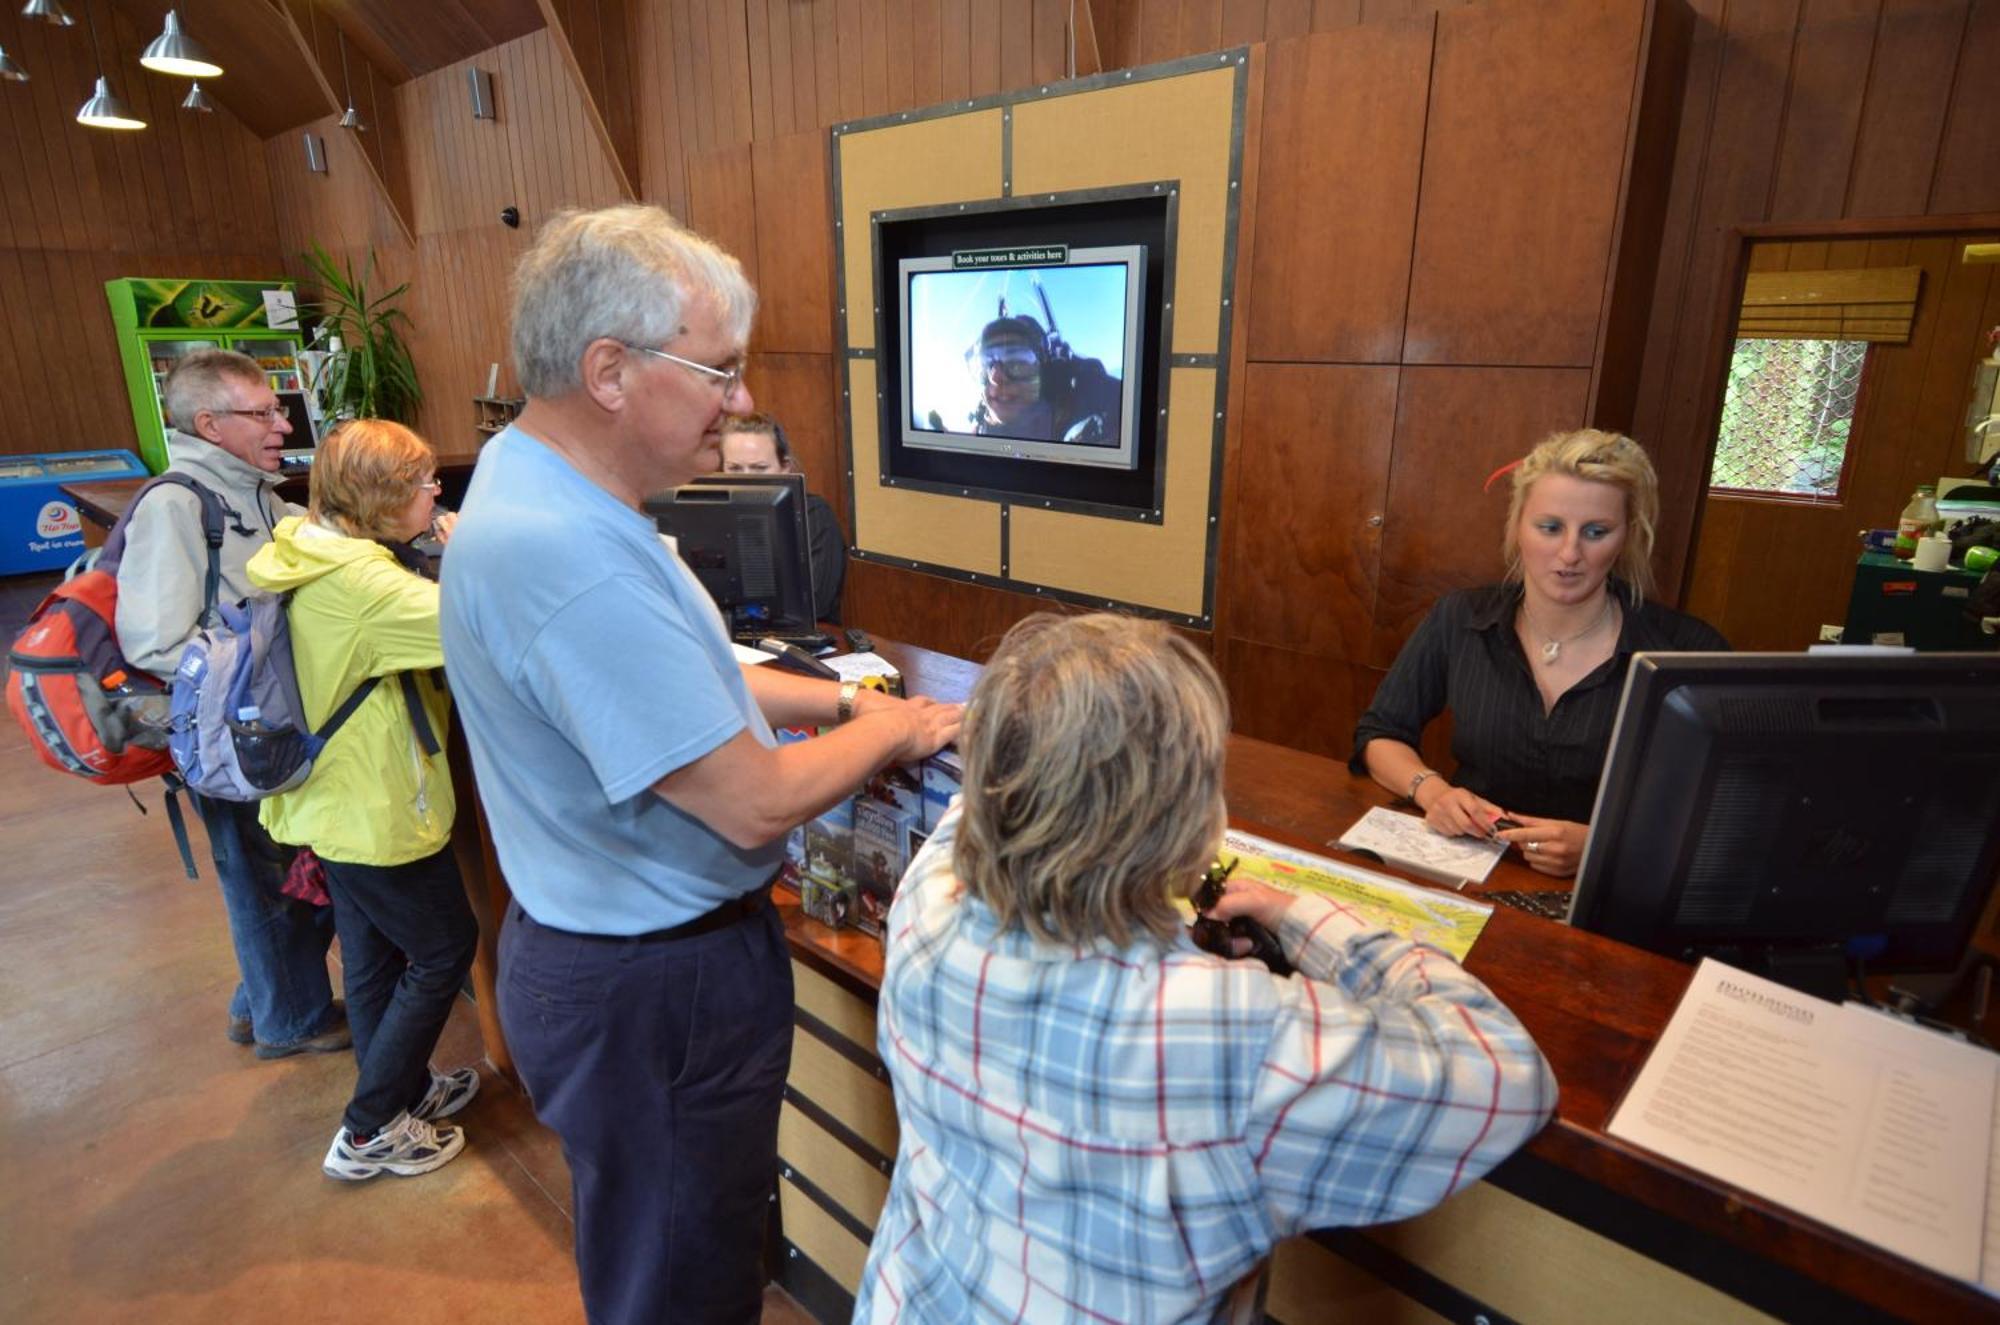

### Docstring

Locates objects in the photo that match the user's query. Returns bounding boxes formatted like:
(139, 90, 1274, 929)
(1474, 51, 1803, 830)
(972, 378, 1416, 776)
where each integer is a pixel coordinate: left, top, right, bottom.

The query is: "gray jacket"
(114, 432, 300, 680)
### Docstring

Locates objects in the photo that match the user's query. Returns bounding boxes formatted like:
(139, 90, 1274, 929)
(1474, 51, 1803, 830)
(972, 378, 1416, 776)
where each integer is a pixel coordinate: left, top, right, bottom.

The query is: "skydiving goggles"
(969, 343, 1043, 382)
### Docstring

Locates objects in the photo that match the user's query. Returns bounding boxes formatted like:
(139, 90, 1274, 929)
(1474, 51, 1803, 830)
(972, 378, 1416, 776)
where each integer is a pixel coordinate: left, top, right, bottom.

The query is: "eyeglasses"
(417, 478, 442, 494)
(217, 405, 287, 424)
(623, 343, 746, 395)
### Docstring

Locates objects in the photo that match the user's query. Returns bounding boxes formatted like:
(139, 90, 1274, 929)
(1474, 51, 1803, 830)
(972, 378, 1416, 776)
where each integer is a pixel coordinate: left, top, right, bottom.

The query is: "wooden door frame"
(1675, 209, 2000, 605)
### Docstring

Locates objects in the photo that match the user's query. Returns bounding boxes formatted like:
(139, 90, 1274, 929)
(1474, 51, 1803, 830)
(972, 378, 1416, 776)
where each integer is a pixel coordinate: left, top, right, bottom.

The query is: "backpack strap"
(99, 473, 229, 624)
(310, 671, 439, 757)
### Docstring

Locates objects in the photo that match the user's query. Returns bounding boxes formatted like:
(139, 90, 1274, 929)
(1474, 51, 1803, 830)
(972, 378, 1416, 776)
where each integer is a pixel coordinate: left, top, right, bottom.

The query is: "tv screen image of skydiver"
(898, 244, 1145, 472)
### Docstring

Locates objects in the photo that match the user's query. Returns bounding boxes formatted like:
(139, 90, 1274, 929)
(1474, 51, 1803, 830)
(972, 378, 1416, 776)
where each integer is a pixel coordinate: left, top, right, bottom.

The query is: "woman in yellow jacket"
(248, 420, 478, 1182)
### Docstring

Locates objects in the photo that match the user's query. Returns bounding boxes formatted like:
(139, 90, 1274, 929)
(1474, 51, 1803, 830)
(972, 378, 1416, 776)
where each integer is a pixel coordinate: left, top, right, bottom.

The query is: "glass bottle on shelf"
(1893, 485, 1939, 560)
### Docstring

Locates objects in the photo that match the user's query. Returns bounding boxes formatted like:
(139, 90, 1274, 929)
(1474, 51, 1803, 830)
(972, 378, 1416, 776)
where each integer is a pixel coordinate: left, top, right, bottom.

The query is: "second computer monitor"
(646, 473, 818, 641)
(1570, 651, 2000, 994)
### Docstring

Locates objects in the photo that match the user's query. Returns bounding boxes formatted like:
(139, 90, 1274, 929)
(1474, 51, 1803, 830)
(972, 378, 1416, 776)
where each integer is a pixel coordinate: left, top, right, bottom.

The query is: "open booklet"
(1608, 958, 2000, 1293)
(1333, 806, 1509, 887)
(1214, 828, 1494, 961)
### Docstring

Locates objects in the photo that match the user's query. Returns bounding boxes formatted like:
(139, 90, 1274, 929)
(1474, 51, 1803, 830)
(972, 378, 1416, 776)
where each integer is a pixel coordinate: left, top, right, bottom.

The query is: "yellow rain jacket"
(247, 516, 455, 866)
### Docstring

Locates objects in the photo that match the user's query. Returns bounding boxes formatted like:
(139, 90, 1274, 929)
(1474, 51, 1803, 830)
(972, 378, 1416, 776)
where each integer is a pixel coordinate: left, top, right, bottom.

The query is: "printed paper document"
(1334, 806, 1508, 885)
(1609, 958, 1999, 1288)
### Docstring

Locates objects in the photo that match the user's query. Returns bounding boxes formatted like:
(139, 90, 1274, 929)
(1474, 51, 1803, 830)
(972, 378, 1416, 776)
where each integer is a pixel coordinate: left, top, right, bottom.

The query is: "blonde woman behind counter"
(1353, 430, 1727, 877)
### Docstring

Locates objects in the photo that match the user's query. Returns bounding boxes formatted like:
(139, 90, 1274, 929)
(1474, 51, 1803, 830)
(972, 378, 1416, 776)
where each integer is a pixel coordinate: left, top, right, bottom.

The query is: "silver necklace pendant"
(1540, 640, 1562, 665)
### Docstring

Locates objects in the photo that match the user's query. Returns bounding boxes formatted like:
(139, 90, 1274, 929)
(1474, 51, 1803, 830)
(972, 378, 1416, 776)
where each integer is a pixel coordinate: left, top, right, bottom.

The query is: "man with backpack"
(116, 349, 345, 1059)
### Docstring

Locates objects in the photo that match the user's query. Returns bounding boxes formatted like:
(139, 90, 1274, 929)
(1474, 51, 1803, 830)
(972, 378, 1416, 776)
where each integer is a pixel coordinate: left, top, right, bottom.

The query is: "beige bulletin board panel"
(1010, 66, 1239, 357)
(847, 357, 1003, 575)
(834, 56, 1243, 620)
(836, 112, 1005, 350)
(1009, 368, 1216, 617)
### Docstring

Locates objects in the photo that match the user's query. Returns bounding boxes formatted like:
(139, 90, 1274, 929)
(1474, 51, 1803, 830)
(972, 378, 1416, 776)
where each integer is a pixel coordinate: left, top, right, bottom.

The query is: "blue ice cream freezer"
(0, 450, 150, 575)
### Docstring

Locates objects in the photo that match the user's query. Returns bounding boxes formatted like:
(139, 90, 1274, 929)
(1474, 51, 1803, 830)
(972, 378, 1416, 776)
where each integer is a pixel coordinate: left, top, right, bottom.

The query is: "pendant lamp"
(181, 81, 214, 113)
(75, 0, 144, 130)
(335, 25, 363, 131)
(140, 10, 222, 79)
(0, 46, 28, 81)
(21, 0, 74, 27)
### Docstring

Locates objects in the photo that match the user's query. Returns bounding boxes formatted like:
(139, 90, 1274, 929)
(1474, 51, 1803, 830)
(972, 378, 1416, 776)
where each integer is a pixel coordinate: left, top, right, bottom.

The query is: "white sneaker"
(412, 1065, 480, 1122)
(322, 1111, 464, 1181)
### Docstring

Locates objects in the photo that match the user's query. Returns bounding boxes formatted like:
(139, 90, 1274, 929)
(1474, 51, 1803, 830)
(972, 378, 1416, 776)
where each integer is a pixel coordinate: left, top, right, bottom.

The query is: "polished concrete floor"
(0, 572, 814, 1323)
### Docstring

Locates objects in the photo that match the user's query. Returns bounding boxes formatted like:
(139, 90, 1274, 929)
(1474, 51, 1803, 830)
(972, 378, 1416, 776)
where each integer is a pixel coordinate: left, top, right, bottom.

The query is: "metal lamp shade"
(338, 103, 364, 131)
(140, 11, 221, 79)
(21, 0, 74, 27)
(76, 75, 145, 130)
(180, 81, 214, 112)
(0, 46, 27, 81)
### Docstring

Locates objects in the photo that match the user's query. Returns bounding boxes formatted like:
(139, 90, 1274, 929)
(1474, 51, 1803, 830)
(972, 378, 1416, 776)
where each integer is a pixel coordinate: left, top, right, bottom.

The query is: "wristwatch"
(836, 680, 860, 724)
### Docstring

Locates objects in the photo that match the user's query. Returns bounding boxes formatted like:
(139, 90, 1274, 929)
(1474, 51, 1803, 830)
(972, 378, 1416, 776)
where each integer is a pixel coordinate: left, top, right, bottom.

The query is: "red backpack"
(6, 475, 224, 867)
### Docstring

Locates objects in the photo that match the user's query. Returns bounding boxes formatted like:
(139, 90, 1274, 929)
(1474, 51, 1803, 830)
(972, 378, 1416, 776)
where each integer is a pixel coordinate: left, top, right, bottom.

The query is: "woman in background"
(1353, 429, 1727, 876)
(248, 420, 479, 1180)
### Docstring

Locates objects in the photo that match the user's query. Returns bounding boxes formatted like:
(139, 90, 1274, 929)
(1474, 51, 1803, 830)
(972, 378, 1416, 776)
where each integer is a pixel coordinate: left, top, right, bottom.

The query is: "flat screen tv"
(897, 245, 1145, 471)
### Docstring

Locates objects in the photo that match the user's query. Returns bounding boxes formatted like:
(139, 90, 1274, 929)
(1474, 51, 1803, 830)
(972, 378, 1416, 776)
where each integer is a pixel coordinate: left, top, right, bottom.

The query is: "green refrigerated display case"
(105, 276, 320, 473)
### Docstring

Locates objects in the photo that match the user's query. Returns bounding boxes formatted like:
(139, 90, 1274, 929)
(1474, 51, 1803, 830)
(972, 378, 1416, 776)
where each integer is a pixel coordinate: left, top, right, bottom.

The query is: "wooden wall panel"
(1844, 0, 1966, 220)
(1371, 366, 1593, 665)
(1244, 17, 1429, 363)
(0, 4, 286, 459)
(1403, 0, 1645, 367)
(1230, 364, 1398, 657)
(750, 130, 835, 355)
(1222, 642, 1388, 764)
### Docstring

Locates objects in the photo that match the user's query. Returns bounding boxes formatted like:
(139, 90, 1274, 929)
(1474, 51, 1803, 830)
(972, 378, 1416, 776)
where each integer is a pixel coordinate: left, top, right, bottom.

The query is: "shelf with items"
(474, 396, 525, 438)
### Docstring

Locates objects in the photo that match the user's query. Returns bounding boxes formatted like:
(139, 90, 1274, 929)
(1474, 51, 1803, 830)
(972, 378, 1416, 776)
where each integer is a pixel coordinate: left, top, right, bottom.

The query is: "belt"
(518, 883, 773, 945)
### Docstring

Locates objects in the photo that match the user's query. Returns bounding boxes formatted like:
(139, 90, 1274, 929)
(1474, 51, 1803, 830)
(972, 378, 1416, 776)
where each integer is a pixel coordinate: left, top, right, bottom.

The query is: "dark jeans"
(500, 896, 794, 1325)
(190, 793, 337, 1047)
(320, 848, 479, 1136)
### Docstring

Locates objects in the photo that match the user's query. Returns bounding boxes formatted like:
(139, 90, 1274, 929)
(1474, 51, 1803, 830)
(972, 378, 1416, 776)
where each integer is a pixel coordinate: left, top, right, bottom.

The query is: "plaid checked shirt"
(856, 800, 1557, 1324)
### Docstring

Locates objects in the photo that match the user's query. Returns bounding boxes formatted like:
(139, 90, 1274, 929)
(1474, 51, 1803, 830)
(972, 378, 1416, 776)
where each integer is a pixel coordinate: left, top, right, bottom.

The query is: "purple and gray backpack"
(168, 591, 437, 801)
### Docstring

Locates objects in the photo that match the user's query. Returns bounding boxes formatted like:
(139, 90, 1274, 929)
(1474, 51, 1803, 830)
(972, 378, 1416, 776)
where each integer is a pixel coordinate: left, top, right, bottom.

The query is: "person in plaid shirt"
(858, 613, 1557, 1323)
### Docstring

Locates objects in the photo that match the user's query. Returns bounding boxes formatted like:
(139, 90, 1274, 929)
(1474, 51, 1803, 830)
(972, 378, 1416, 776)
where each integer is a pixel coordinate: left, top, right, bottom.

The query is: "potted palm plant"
(302, 243, 422, 425)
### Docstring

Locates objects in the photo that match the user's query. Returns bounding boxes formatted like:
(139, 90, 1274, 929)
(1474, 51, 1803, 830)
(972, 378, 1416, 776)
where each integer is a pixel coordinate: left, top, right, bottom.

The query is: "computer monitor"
(1570, 651, 2000, 997)
(644, 473, 819, 641)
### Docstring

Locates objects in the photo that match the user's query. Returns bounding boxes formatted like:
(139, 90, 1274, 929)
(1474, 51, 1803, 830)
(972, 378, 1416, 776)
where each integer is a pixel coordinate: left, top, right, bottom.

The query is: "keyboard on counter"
(734, 631, 832, 654)
(1484, 889, 1575, 921)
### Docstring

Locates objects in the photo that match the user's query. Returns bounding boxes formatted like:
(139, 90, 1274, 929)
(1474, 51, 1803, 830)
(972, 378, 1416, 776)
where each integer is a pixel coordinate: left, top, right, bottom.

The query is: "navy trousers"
(499, 896, 794, 1325)
(320, 848, 479, 1136)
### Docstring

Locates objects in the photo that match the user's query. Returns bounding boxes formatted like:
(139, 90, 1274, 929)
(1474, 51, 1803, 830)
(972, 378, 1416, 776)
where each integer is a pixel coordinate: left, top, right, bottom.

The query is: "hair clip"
(1483, 458, 1523, 493)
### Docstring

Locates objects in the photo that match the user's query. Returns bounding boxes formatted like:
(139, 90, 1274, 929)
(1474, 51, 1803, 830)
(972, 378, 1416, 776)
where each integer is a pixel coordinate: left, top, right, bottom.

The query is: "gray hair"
(954, 613, 1229, 949)
(511, 205, 757, 398)
(162, 348, 267, 433)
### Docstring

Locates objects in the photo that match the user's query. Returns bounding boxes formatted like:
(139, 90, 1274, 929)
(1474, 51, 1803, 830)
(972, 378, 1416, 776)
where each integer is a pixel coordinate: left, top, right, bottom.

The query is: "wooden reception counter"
(765, 642, 1993, 1325)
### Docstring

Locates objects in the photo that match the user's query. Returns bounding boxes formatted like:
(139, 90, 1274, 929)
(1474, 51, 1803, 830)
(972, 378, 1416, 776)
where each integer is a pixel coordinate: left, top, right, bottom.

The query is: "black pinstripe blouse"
(1350, 583, 1729, 823)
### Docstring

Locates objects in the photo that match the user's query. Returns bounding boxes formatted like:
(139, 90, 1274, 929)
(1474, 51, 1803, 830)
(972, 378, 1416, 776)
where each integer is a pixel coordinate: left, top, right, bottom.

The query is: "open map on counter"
(1216, 828, 1494, 961)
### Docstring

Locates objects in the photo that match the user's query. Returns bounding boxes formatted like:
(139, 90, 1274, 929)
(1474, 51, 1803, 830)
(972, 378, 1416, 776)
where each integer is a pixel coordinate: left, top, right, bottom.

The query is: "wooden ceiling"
(98, 0, 546, 137)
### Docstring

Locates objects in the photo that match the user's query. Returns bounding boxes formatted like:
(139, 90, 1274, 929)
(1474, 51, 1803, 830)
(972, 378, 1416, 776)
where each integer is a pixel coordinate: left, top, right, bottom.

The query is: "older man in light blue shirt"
(442, 205, 960, 1325)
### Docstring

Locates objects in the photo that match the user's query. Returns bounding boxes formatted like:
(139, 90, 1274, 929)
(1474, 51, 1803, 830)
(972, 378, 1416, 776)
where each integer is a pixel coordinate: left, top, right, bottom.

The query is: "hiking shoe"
(411, 1066, 480, 1122)
(226, 1015, 254, 1046)
(255, 1022, 353, 1060)
(322, 1111, 464, 1181)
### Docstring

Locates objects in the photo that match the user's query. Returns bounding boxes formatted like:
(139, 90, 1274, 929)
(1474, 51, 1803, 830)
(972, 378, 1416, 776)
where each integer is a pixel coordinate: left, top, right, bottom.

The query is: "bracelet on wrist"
(836, 680, 860, 724)
(1407, 769, 1440, 802)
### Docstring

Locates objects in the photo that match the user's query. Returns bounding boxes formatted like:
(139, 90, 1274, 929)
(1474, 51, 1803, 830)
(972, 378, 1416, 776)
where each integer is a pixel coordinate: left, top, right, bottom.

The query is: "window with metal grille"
(1710, 338, 1868, 500)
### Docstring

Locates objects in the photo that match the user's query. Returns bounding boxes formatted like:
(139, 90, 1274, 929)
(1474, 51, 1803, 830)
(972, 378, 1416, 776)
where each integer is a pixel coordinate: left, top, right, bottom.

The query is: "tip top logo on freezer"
(36, 502, 82, 538)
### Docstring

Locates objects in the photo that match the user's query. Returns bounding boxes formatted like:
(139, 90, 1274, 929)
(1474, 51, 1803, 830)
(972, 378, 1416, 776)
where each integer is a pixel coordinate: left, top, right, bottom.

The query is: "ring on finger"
(1526, 840, 1543, 852)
